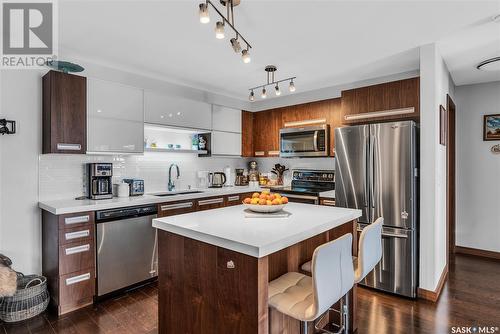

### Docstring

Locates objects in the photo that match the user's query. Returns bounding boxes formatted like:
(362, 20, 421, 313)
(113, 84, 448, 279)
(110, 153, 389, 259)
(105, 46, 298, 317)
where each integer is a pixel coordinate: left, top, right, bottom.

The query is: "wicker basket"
(0, 273, 50, 323)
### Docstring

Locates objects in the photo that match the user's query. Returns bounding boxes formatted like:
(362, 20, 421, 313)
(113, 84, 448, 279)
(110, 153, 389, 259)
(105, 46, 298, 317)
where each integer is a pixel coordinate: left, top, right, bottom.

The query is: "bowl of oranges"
(242, 190, 289, 213)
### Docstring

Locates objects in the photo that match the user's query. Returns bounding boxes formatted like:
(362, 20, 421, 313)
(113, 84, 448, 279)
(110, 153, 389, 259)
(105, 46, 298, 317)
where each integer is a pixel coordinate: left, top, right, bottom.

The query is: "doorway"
(446, 94, 456, 265)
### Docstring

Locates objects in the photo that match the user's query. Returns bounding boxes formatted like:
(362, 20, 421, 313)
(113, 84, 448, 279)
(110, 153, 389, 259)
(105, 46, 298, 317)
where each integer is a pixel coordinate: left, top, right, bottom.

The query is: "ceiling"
(58, 1, 500, 101)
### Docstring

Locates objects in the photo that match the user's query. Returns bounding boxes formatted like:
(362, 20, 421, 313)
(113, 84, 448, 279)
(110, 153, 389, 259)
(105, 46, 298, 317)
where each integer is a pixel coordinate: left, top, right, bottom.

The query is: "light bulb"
(249, 90, 255, 101)
(242, 49, 251, 63)
(199, 3, 210, 24)
(215, 21, 225, 39)
(289, 80, 296, 92)
(275, 84, 281, 96)
(230, 38, 241, 53)
(261, 87, 267, 99)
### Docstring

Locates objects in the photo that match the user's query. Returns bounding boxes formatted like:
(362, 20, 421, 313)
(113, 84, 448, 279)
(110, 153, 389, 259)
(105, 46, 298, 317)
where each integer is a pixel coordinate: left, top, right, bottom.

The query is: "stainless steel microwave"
(280, 124, 329, 157)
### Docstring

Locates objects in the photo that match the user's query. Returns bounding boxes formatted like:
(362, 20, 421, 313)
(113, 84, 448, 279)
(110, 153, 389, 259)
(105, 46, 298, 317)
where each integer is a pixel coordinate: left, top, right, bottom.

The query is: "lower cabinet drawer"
(59, 224, 94, 245)
(225, 194, 243, 207)
(197, 197, 225, 211)
(59, 269, 95, 314)
(158, 201, 196, 217)
(59, 241, 95, 276)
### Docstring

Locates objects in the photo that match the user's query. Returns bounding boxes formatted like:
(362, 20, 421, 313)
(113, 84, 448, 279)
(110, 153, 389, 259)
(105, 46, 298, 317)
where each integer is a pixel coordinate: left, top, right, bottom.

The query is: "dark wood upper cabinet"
(43, 70, 87, 154)
(341, 77, 420, 124)
(241, 111, 254, 157)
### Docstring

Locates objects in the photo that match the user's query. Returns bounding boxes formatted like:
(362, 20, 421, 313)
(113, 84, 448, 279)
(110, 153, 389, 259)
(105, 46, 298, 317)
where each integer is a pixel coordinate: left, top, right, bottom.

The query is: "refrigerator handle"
(369, 134, 376, 211)
(364, 134, 369, 208)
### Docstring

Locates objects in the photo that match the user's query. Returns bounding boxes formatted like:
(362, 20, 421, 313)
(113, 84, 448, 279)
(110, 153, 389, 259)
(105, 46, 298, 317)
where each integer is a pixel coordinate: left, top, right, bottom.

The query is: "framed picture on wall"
(439, 105, 447, 146)
(484, 114, 500, 141)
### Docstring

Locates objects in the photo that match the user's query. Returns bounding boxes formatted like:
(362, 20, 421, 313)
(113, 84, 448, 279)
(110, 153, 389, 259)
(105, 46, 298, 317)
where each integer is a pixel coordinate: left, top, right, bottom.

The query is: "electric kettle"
(208, 172, 226, 188)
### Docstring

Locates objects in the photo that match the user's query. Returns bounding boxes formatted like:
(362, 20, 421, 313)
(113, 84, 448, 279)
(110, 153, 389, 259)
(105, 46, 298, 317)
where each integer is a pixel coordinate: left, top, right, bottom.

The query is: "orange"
(250, 198, 259, 205)
(272, 199, 281, 205)
(243, 198, 251, 204)
(252, 192, 260, 198)
(259, 199, 267, 205)
(259, 194, 268, 200)
(266, 200, 273, 206)
(281, 197, 289, 204)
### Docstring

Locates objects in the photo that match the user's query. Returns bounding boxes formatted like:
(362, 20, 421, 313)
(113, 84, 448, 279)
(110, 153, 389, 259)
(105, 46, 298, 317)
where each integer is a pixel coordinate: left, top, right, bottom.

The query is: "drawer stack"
(42, 211, 96, 315)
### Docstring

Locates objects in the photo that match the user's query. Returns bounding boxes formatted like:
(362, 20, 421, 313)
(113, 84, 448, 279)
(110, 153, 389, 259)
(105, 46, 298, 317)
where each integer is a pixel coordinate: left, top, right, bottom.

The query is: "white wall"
(455, 82, 500, 252)
(0, 70, 44, 274)
(419, 43, 455, 292)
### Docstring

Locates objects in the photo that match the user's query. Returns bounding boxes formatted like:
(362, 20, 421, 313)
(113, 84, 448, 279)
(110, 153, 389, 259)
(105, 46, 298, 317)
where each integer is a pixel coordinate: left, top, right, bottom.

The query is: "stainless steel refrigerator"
(335, 121, 418, 298)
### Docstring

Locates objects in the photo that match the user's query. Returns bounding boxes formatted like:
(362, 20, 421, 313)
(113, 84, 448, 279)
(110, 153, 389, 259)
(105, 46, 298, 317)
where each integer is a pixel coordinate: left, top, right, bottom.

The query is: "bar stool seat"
(268, 272, 315, 321)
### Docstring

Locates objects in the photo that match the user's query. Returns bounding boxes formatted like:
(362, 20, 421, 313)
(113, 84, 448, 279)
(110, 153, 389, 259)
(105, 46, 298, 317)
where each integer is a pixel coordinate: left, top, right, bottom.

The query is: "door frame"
(446, 94, 456, 266)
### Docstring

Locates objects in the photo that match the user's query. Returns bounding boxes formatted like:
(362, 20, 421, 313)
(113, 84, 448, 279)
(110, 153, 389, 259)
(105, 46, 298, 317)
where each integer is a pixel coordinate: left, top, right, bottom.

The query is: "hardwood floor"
(1, 254, 499, 334)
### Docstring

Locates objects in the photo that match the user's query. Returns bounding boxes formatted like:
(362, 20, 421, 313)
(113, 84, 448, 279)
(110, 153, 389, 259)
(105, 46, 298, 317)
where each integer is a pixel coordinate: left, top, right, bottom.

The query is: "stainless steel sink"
(151, 191, 204, 197)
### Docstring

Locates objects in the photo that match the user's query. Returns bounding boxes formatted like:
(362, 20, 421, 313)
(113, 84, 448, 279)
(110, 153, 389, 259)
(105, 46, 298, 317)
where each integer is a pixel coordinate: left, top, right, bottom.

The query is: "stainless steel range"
(275, 169, 334, 204)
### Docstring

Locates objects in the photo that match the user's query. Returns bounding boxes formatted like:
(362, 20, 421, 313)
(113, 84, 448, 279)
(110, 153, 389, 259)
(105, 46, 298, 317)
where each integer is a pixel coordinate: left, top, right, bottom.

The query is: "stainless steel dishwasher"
(95, 205, 158, 296)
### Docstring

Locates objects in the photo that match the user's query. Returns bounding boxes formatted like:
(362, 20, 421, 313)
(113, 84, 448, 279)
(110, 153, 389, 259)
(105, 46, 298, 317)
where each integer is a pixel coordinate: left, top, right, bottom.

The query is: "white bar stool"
(268, 234, 354, 334)
(301, 218, 384, 283)
(299, 218, 383, 331)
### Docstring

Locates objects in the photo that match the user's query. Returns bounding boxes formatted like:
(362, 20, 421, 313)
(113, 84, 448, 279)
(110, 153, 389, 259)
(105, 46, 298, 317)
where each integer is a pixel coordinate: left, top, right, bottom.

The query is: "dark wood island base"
(158, 220, 357, 334)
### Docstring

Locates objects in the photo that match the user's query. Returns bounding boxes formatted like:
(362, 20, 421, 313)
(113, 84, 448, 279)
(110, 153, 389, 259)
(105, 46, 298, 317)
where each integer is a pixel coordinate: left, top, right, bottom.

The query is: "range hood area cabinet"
(144, 90, 212, 130)
(87, 79, 144, 154)
(341, 77, 420, 124)
(42, 71, 87, 154)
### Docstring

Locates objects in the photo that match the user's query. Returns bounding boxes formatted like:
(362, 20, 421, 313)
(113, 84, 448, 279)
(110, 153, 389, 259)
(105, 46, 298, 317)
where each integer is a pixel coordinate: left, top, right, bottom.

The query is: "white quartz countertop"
(39, 186, 262, 215)
(152, 203, 361, 258)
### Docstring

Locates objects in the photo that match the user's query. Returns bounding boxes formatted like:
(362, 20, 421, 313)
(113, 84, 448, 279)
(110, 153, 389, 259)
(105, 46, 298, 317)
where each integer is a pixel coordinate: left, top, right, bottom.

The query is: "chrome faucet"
(168, 164, 180, 191)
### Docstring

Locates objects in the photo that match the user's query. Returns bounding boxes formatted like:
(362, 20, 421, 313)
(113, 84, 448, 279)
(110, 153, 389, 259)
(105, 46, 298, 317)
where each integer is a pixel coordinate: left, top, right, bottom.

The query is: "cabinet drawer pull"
(198, 198, 224, 206)
(268, 150, 280, 156)
(322, 200, 336, 206)
(64, 215, 90, 225)
(65, 244, 90, 255)
(65, 273, 91, 286)
(255, 151, 265, 156)
(65, 229, 90, 241)
(227, 196, 240, 202)
(57, 143, 82, 151)
(161, 202, 193, 211)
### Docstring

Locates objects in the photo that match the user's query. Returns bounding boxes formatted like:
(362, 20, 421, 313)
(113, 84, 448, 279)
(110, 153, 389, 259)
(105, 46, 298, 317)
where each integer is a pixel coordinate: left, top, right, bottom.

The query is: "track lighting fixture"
(241, 49, 251, 64)
(248, 65, 296, 101)
(230, 37, 241, 53)
(261, 87, 267, 99)
(199, 3, 210, 24)
(215, 21, 225, 39)
(198, 0, 252, 63)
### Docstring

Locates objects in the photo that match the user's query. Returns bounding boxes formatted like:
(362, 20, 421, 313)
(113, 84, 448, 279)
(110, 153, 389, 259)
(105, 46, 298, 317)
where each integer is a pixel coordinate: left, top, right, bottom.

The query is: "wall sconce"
(0, 119, 16, 135)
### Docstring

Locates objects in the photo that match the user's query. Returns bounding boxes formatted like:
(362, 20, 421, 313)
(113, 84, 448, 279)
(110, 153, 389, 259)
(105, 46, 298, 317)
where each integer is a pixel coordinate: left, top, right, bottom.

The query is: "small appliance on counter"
(113, 183, 130, 198)
(248, 161, 260, 188)
(197, 170, 210, 188)
(123, 178, 145, 196)
(208, 172, 226, 188)
(224, 166, 233, 187)
(234, 168, 248, 186)
(88, 163, 113, 200)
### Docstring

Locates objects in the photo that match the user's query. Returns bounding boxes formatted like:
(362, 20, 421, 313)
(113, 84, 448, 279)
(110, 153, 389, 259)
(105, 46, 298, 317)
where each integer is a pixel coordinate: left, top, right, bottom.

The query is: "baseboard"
(455, 246, 500, 260)
(417, 265, 448, 302)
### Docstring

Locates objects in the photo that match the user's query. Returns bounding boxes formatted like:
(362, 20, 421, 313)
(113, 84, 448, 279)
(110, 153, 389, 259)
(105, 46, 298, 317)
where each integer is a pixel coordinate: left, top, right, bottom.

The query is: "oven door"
(279, 193, 319, 205)
(280, 125, 329, 157)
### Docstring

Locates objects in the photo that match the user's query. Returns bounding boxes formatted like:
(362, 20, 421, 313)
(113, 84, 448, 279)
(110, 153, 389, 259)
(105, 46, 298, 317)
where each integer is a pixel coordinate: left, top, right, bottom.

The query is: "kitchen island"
(153, 203, 362, 334)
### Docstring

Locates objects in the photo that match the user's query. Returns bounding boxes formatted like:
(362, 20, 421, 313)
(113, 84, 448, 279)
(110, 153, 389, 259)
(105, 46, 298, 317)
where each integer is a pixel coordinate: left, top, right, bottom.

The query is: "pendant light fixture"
(198, 0, 252, 63)
(248, 65, 296, 101)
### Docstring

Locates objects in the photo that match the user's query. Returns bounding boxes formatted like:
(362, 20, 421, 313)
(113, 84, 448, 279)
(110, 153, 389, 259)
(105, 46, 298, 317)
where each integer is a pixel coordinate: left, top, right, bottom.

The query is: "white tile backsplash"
(39, 154, 335, 201)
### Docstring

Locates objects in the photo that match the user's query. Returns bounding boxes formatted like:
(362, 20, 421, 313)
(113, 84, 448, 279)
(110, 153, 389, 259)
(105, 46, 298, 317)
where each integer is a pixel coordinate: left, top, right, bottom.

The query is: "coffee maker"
(88, 163, 113, 200)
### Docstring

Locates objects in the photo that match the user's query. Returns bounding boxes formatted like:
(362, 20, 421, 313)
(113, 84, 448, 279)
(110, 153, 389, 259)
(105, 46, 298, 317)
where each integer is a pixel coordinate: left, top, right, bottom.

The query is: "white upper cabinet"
(211, 131, 241, 156)
(212, 105, 242, 133)
(145, 91, 212, 130)
(87, 79, 144, 153)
